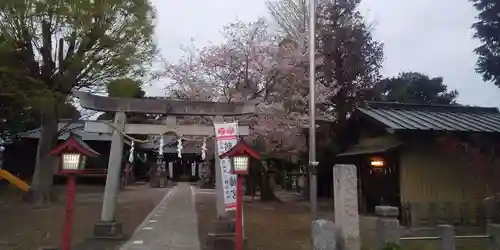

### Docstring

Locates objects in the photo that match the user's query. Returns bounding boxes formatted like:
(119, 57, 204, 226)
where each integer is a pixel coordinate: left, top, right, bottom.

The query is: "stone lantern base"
(92, 221, 124, 239)
(150, 171, 173, 188)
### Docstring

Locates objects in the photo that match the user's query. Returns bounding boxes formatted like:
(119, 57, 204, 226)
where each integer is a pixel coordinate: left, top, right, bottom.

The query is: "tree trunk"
(30, 104, 59, 205)
(260, 172, 278, 201)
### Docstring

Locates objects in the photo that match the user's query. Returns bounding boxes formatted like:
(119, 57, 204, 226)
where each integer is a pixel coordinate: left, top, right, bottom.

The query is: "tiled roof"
(358, 102, 500, 133)
(17, 121, 115, 142)
(16, 120, 199, 152)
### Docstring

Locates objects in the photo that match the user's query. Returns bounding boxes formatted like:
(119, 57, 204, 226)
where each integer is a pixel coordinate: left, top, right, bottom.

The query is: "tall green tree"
(471, 0, 500, 87)
(0, 0, 157, 203)
(375, 72, 459, 105)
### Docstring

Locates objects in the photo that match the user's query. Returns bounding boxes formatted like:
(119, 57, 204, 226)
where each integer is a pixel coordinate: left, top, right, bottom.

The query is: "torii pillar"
(74, 91, 256, 238)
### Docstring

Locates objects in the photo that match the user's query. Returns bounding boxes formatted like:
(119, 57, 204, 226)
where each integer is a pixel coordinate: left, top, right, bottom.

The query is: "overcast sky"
(148, 0, 500, 108)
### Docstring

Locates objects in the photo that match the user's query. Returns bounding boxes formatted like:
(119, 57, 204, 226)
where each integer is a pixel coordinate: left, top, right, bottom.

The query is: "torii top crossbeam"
(73, 91, 256, 116)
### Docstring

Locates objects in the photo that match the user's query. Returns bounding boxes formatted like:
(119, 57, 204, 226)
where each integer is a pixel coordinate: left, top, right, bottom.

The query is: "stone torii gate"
(74, 91, 255, 238)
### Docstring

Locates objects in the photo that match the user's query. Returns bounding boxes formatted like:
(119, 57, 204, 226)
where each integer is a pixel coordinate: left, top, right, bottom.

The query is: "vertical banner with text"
(214, 122, 238, 211)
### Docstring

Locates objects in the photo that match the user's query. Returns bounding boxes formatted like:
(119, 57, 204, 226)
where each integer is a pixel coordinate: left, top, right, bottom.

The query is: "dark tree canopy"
(317, 0, 384, 122)
(0, 32, 80, 138)
(471, 0, 500, 87)
(376, 72, 459, 105)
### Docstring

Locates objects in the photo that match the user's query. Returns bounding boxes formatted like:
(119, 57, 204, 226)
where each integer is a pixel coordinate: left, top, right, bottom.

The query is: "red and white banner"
(214, 122, 239, 211)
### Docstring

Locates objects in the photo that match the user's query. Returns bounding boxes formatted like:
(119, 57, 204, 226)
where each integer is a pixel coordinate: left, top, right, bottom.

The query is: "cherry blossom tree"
(163, 18, 311, 159)
(266, 0, 383, 162)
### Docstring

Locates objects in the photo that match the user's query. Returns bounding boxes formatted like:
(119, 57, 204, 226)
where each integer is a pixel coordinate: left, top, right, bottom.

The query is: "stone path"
(120, 183, 200, 250)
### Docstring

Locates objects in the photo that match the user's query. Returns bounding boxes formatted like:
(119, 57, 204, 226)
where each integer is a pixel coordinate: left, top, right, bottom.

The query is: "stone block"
(487, 224, 500, 249)
(196, 179, 205, 187)
(213, 218, 236, 233)
(312, 219, 344, 250)
(205, 233, 247, 250)
(150, 172, 169, 188)
(375, 206, 400, 249)
(205, 233, 235, 250)
(375, 206, 399, 218)
(93, 221, 124, 239)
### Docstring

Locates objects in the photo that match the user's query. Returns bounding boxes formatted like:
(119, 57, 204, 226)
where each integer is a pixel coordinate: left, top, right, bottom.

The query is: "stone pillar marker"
(333, 164, 360, 250)
(94, 111, 126, 238)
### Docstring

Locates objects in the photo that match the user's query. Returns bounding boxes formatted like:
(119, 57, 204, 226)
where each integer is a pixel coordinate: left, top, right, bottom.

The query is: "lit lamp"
(61, 153, 87, 172)
(49, 134, 99, 250)
(231, 156, 250, 175)
(370, 156, 387, 174)
(219, 139, 260, 250)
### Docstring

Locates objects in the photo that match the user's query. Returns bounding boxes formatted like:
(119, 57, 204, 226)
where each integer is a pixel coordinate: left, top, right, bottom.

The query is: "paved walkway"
(120, 183, 200, 250)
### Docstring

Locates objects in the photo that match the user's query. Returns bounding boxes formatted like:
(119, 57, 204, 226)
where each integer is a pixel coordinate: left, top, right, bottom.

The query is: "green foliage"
(471, 0, 500, 87)
(98, 78, 151, 122)
(381, 242, 403, 250)
(375, 72, 459, 104)
(107, 78, 146, 98)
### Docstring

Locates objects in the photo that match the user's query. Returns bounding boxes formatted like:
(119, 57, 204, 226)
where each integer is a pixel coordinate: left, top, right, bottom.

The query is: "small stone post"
(488, 224, 500, 250)
(333, 164, 360, 250)
(438, 225, 455, 250)
(312, 219, 344, 250)
(375, 206, 400, 249)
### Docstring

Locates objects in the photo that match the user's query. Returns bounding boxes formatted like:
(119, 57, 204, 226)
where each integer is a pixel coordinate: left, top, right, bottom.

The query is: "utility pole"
(308, 0, 318, 220)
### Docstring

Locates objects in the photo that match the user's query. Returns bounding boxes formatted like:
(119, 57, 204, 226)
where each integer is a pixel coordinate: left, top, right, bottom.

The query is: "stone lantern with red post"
(219, 139, 260, 250)
(49, 134, 99, 250)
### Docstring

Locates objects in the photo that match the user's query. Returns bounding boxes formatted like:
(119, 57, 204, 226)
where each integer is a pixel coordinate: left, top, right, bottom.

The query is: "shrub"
(381, 242, 403, 250)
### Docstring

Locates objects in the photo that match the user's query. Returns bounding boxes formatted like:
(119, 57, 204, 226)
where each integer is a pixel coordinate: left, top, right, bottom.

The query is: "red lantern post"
(219, 139, 260, 250)
(49, 134, 99, 250)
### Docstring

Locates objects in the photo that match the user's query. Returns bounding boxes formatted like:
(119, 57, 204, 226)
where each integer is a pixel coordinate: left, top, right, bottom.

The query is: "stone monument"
(333, 164, 360, 250)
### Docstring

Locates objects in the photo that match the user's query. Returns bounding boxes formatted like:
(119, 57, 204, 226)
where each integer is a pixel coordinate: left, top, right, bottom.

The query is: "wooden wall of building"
(399, 141, 492, 203)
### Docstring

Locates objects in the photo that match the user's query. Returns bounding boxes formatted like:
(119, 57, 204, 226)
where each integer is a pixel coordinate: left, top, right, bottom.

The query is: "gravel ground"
(194, 189, 311, 250)
(0, 183, 166, 250)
